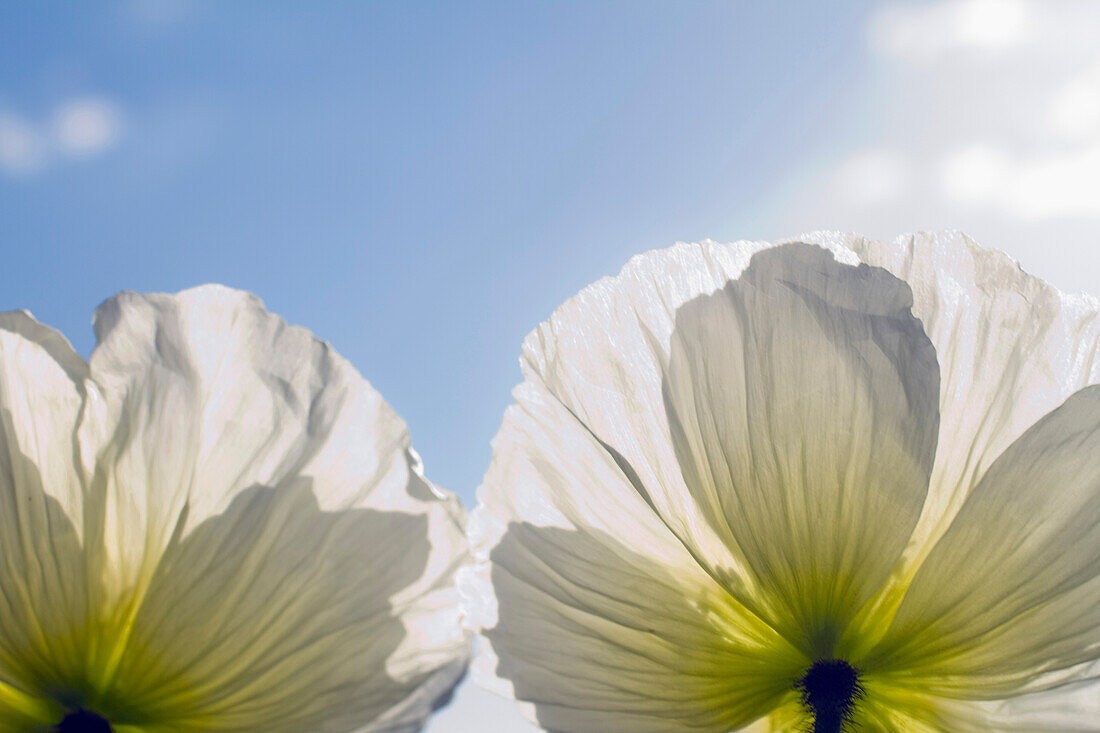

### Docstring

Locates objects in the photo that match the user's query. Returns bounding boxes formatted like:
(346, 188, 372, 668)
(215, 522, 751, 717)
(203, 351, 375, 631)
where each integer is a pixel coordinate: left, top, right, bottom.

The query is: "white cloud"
(854, 0, 1100, 223)
(938, 142, 1100, 219)
(53, 98, 123, 156)
(765, 0, 1100, 297)
(1048, 64, 1100, 140)
(871, 0, 1031, 61)
(951, 0, 1028, 48)
(0, 96, 124, 177)
(1011, 145, 1100, 219)
(832, 149, 911, 205)
(939, 143, 1012, 203)
(0, 113, 47, 175)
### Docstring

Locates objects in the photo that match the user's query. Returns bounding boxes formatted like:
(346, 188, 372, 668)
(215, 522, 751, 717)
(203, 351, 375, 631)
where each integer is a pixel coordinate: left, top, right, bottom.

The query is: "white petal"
(489, 523, 804, 732)
(975, 670, 1100, 731)
(471, 387, 803, 731)
(510, 238, 864, 614)
(878, 386, 1100, 696)
(107, 484, 456, 730)
(0, 311, 87, 526)
(471, 242, 940, 729)
(464, 376, 809, 730)
(799, 231, 1100, 569)
(662, 244, 939, 652)
(78, 286, 466, 730)
(0, 312, 90, 708)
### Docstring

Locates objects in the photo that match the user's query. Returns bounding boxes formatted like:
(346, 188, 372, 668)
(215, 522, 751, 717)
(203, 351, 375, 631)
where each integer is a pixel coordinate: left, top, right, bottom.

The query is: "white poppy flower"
(0, 285, 468, 732)
(463, 232, 1100, 731)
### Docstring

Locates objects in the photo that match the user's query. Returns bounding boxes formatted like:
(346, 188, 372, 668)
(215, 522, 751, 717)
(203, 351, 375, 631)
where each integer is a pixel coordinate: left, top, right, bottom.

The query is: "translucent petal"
(510, 238, 874, 613)
(471, 243, 941, 729)
(801, 232, 1100, 568)
(2, 287, 469, 731)
(489, 523, 803, 732)
(876, 386, 1100, 696)
(83, 285, 444, 595)
(975, 673, 1100, 731)
(0, 312, 91, 702)
(103, 486, 440, 730)
(662, 244, 939, 654)
(0, 680, 57, 732)
(470, 386, 803, 732)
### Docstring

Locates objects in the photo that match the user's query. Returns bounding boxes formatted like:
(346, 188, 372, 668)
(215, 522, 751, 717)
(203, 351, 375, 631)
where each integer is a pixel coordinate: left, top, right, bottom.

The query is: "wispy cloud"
(819, 0, 1100, 223)
(0, 113, 46, 175)
(1048, 62, 1100, 141)
(53, 98, 124, 156)
(763, 0, 1100, 295)
(870, 0, 1031, 60)
(0, 96, 124, 177)
(831, 149, 911, 206)
(938, 142, 1100, 219)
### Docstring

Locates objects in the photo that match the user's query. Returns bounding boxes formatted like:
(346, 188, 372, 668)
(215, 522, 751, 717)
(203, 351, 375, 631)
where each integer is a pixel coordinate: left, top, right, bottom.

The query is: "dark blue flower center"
(56, 710, 112, 733)
(797, 659, 863, 733)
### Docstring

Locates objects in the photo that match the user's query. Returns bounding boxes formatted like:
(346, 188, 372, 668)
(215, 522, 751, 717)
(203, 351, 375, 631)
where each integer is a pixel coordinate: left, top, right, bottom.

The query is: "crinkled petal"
(799, 232, 1100, 569)
(0, 312, 90, 713)
(76, 286, 467, 731)
(975, 672, 1100, 731)
(508, 239, 885, 613)
(469, 385, 803, 732)
(470, 242, 941, 730)
(105, 486, 441, 730)
(877, 385, 1100, 698)
(662, 244, 939, 654)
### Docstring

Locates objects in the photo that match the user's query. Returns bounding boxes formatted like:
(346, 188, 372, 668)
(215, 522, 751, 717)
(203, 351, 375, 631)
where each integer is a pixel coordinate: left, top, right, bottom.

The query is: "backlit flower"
(464, 232, 1100, 731)
(0, 285, 468, 732)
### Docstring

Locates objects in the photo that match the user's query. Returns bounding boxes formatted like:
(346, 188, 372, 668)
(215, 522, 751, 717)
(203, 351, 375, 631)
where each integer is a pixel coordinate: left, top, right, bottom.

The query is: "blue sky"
(2, 2, 1099, 730)
(0, 1, 877, 509)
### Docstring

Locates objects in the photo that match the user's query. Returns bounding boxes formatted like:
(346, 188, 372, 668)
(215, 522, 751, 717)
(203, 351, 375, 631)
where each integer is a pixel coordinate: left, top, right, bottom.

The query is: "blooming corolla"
(0, 286, 468, 732)
(464, 232, 1100, 731)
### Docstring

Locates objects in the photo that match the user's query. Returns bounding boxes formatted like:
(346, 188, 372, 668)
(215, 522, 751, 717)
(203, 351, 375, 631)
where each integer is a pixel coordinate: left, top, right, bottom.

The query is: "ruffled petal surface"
(0, 287, 468, 732)
(472, 232, 1100, 730)
(469, 381, 805, 732)
(662, 244, 939, 654)
(0, 312, 90, 729)
(875, 385, 1100, 699)
(470, 242, 942, 730)
(975, 670, 1100, 731)
(799, 232, 1100, 573)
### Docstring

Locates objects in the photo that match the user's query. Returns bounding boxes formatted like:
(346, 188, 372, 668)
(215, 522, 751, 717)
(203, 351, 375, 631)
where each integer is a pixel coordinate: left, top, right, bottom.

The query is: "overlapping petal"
(0, 286, 468, 732)
(470, 240, 944, 729)
(0, 313, 90, 729)
(468, 379, 803, 732)
(495, 239, 869, 605)
(876, 385, 1100, 696)
(976, 669, 1100, 731)
(800, 232, 1100, 570)
(470, 232, 1100, 731)
(663, 245, 939, 654)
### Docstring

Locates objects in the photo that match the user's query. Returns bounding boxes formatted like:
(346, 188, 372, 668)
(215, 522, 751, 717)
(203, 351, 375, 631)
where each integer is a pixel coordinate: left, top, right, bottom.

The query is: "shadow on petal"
(0, 410, 88, 723)
(98, 480, 431, 731)
(661, 244, 939, 657)
(487, 522, 804, 733)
